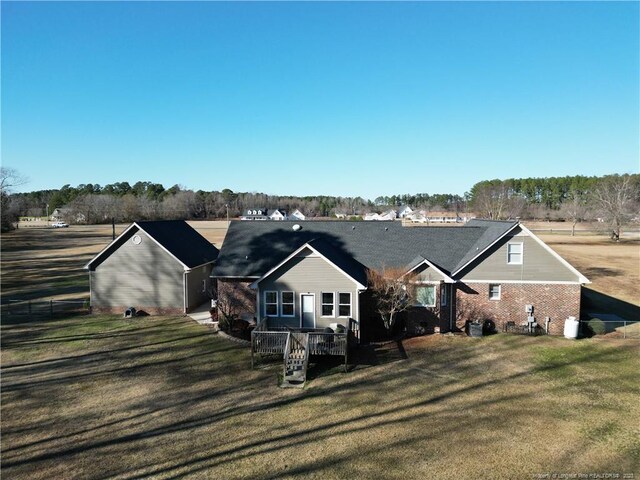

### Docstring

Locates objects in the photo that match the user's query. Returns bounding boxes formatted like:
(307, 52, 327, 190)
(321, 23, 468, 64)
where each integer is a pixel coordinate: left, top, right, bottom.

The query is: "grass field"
(2, 315, 638, 479)
(2, 220, 639, 478)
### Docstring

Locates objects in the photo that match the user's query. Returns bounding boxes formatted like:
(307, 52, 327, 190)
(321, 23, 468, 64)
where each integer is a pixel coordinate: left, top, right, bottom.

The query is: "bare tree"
(366, 267, 416, 333)
(592, 175, 638, 241)
(1, 167, 28, 231)
(560, 191, 590, 236)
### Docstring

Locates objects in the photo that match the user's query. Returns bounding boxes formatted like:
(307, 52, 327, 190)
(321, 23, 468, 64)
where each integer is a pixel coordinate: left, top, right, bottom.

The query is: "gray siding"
(92, 229, 185, 310)
(413, 264, 448, 282)
(186, 263, 214, 311)
(460, 227, 580, 282)
(259, 249, 359, 330)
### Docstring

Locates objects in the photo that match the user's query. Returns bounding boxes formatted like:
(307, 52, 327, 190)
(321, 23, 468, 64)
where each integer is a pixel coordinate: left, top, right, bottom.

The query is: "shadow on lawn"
(2, 315, 637, 479)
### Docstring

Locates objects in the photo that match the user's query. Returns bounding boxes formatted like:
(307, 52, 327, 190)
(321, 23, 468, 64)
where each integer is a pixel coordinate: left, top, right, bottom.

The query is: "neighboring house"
(86, 220, 219, 315)
(363, 213, 380, 221)
(290, 209, 306, 221)
(212, 220, 588, 340)
(397, 205, 414, 218)
(365, 211, 396, 221)
(241, 209, 270, 221)
(50, 207, 86, 224)
(334, 212, 347, 220)
(269, 209, 288, 221)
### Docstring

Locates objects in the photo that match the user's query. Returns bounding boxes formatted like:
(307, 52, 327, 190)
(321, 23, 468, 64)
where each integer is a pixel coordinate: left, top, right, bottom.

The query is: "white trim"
(507, 242, 523, 265)
(249, 243, 367, 290)
(300, 293, 316, 328)
(264, 290, 279, 317)
(183, 271, 188, 313)
(518, 224, 590, 284)
(452, 222, 520, 276)
(337, 292, 352, 318)
(85, 222, 192, 271)
(460, 280, 584, 285)
(321, 291, 336, 318)
(414, 285, 436, 308)
(488, 283, 501, 300)
(404, 257, 455, 283)
(84, 222, 138, 269)
(280, 291, 295, 318)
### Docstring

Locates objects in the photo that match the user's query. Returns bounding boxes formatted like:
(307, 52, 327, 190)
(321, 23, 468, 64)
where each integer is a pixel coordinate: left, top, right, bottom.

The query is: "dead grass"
(1, 222, 229, 302)
(537, 234, 640, 307)
(1, 316, 638, 479)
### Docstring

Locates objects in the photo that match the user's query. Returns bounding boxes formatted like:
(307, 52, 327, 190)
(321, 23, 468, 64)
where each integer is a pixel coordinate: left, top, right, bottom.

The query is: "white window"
(507, 243, 523, 264)
(415, 286, 436, 307)
(338, 292, 351, 317)
(265, 291, 278, 316)
(321, 292, 335, 317)
(489, 284, 501, 300)
(281, 291, 294, 317)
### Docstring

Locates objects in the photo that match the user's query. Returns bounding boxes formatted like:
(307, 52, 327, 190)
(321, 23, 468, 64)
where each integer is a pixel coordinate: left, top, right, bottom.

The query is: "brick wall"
(216, 278, 256, 321)
(455, 282, 581, 336)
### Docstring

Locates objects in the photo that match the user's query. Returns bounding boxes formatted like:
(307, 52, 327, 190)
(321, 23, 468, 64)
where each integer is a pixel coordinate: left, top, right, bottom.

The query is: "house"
(290, 209, 306, 221)
(212, 220, 588, 340)
(364, 210, 396, 221)
(86, 220, 219, 315)
(269, 209, 288, 221)
(363, 213, 380, 221)
(241, 209, 270, 221)
(397, 205, 413, 218)
(50, 207, 86, 224)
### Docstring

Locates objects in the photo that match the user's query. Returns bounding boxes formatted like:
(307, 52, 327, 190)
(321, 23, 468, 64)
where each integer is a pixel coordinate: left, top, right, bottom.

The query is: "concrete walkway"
(188, 301, 216, 326)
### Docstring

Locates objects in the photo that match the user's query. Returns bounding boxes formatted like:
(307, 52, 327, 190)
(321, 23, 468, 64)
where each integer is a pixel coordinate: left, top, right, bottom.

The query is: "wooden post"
(112, 218, 116, 240)
(250, 333, 254, 369)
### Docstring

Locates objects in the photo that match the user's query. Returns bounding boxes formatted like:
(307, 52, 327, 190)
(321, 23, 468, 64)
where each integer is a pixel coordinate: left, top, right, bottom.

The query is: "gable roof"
(86, 220, 219, 271)
(250, 239, 368, 290)
(212, 220, 512, 280)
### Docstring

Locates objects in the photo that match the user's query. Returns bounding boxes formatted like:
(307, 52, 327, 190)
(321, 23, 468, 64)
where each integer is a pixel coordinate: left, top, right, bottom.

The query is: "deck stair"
(281, 331, 310, 388)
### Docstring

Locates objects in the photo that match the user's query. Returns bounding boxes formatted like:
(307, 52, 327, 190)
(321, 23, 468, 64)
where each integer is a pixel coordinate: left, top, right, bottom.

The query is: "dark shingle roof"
(213, 220, 516, 280)
(88, 220, 219, 270)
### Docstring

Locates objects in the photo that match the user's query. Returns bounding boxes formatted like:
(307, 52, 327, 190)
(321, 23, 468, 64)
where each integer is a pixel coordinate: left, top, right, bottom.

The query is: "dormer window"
(507, 243, 523, 264)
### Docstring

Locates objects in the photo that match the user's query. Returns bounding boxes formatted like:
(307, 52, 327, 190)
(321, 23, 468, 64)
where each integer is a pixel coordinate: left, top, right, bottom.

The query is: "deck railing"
(307, 332, 348, 356)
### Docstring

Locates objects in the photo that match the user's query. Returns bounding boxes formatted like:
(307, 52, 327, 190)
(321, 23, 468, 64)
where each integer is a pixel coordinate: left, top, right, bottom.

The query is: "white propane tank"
(563, 316, 579, 339)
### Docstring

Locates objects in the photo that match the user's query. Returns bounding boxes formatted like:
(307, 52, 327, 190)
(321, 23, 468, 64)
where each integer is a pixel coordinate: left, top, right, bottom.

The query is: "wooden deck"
(251, 319, 351, 385)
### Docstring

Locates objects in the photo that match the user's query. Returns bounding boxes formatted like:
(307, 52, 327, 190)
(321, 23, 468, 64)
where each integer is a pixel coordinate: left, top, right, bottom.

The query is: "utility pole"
(112, 217, 116, 240)
(225, 204, 229, 227)
(46, 204, 49, 225)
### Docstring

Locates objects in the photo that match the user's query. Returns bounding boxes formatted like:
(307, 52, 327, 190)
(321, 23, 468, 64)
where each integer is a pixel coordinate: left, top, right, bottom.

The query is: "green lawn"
(1, 315, 638, 479)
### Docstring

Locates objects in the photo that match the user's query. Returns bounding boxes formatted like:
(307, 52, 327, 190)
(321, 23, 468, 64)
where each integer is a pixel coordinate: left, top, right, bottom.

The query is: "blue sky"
(2, 1, 638, 198)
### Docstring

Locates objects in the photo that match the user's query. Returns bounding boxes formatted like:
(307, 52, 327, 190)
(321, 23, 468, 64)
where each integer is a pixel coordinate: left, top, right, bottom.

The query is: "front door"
(301, 294, 315, 328)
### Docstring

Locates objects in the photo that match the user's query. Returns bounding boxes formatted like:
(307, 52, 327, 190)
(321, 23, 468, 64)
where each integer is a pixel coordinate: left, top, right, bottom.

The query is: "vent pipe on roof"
(292, 224, 301, 231)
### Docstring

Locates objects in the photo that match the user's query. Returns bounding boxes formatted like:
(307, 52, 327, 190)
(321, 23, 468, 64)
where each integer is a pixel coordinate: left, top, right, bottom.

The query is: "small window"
(489, 284, 501, 300)
(415, 286, 436, 307)
(507, 243, 523, 264)
(281, 291, 294, 317)
(441, 284, 448, 307)
(321, 292, 335, 317)
(338, 292, 351, 317)
(265, 291, 278, 316)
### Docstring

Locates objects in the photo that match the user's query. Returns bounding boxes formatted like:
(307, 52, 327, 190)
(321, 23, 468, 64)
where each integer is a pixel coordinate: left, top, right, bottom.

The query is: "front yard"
(1, 314, 638, 479)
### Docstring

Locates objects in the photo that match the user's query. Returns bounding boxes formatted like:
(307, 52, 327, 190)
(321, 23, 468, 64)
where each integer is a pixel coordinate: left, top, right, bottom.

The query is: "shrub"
(587, 318, 606, 335)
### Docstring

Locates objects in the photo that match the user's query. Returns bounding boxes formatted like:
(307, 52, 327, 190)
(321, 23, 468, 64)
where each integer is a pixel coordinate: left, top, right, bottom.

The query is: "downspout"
(183, 270, 188, 314)
(449, 283, 454, 331)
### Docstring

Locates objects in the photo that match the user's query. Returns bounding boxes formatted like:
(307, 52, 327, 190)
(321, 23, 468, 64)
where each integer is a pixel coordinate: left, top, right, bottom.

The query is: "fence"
(2, 299, 90, 318)
(580, 319, 640, 339)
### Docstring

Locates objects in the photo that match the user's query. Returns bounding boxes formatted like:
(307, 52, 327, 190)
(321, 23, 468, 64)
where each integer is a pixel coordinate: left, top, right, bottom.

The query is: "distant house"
(50, 207, 86, 224)
(408, 211, 476, 224)
(334, 212, 347, 220)
(290, 209, 306, 221)
(365, 211, 396, 221)
(397, 205, 413, 218)
(86, 220, 219, 315)
(269, 209, 288, 221)
(241, 209, 270, 221)
(363, 213, 380, 221)
(212, 220, 588, 340)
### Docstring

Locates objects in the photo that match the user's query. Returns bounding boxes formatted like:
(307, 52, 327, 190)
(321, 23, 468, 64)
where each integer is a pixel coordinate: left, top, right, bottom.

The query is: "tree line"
(3, 171, 639, 237)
